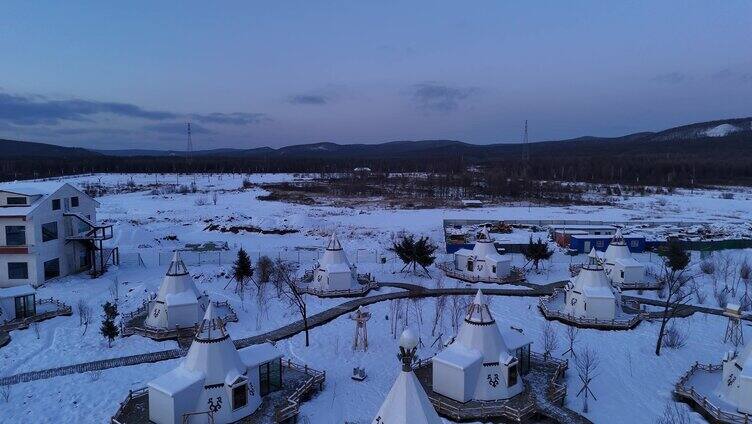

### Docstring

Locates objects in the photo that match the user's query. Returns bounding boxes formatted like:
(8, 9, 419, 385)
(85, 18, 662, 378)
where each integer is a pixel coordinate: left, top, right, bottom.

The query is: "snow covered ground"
(1, 173, 751, 423)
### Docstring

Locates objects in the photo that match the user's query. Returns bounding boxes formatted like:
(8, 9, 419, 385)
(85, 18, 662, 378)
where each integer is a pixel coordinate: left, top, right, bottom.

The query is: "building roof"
(452, 290, 511, 363)
(0, 284, 35, 298)
(145, 251, 206, 329)
(238, 343, 282, 368)
(0, 182, 97, 217)
(372, 370, 443, 424)
(570, 249, 616, 299)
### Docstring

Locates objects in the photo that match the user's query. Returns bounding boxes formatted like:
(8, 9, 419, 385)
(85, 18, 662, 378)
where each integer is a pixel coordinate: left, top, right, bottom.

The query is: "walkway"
(0, 281, 742, 388)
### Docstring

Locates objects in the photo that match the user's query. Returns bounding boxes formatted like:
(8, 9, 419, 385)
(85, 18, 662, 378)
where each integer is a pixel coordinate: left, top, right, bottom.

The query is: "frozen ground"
(1, 173, 751, 423)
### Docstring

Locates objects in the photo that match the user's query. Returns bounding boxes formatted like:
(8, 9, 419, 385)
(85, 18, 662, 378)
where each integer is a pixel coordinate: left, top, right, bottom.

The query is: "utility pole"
(524, 120, 531, 212)
(186, 122, 196, 184)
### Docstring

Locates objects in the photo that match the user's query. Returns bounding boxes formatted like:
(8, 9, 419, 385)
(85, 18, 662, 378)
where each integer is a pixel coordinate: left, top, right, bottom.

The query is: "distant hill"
(0, 138, 100, 159)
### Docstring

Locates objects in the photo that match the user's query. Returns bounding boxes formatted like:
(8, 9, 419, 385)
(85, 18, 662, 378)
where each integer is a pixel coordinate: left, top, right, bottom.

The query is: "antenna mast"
(186, 122, 195, 184)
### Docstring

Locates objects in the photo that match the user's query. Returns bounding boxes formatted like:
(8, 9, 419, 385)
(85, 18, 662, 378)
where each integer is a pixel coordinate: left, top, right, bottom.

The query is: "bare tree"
(272, 259, 310, 346)
(662, 322, 688, 349)
(448, 288, 471, 337)
(654, 400, 691, 424)
(212, 191, 219, 205)
(431, 278, 448, 337)
(77, 299, 92, 336)
(689, 279, 707, 305)
(741, 259, 752, 311)
(562, 325, 579, 358)
(0, 383, 9, 403)
(575, 346, 600, 413)
(655, 241, 691, 356)
(541, 321, 559, 359)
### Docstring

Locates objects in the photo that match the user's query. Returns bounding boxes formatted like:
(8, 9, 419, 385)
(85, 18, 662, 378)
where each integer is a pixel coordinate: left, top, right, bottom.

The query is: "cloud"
(0, 91, 267, 128)
(144, 122, 212, 135)
(0, 92, 175, 125)
(411, 82, 475, 112)
(288, 94, 329, 105)
(52, 127, 135, 136)
(712, 68, 752, 82)
(190, 112, 268, 125)
(651, 72, 686, 84)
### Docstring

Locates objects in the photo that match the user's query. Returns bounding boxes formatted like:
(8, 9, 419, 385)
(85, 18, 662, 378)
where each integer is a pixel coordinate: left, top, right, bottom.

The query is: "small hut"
(432, 290, 531, 402)
(147, 303, 282, 424)
(452, 229, 511, 280)
(601, 229, 645, 286)
(372, 329, 443, 424)
(564, 249, 621, 321)
(145, 251, 209, 330)
(0, 285, 36, 320)
(312, 233, 358, 291)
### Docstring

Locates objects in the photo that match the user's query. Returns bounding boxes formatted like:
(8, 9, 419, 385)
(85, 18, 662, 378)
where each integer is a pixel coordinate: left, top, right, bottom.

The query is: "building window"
(71, 196, 79, 207)
(507, 363, 519, 387)
(621, 270, 625, 279)
(492, 265, 496, 274)
(6, 196, 27, 205)
(42, 222, 58, 242)
(630, 241, 639, 248)
(8, 262, 28, 279)
(52, 199, 61, 210)
(44, 258, 60, 280)
(232, 384, 248, 410)
(5, 226, 26, 246)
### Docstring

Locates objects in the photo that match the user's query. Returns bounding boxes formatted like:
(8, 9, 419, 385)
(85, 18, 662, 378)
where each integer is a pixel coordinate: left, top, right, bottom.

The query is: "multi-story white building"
(0, 182, 115, 288)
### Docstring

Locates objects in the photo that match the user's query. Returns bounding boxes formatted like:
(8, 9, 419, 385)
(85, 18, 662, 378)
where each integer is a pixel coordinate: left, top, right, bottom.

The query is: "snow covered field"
(1, 173, 751, 423)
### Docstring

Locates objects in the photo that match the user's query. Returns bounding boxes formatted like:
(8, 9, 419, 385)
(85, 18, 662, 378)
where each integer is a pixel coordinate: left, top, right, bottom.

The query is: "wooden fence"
(121, 300, 237, 340)
(437, 262, 526, 285)
(0, 298, 72, 332)
(275, 359, 326, 423)
(111, 387, 148, 424)
(538, 290, 645, 329)
(675, 362, 751, 424)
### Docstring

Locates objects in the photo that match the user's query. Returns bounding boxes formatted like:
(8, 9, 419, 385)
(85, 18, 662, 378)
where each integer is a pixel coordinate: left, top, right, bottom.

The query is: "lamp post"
(397, 328, 419, 372)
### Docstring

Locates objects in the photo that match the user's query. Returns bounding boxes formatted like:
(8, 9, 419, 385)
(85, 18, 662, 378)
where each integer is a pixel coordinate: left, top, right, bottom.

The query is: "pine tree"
(232, 248, 254, 294)
(391, 234, 437, 276)
(522, 236, 554, 271)
(100, 301, 119, 348)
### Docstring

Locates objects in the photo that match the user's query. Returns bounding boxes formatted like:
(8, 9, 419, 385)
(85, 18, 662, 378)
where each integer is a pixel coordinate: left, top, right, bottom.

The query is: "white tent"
(602, 229, 646, 286)
(372, 330, 443, 424)
(145, 251, 209, 330)
(714, 340, 752, 414)
(453, 229, 511, 280)
(564, 249, 620, 320)
(313, 233, 358, 291)
(432, 290, 529, 402)
(148, 303, 281, 424)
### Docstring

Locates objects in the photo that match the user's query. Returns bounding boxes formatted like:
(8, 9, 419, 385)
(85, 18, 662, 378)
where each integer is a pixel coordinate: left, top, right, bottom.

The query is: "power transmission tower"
(523, 120, 531, 212)
(186, 122, 196, 184)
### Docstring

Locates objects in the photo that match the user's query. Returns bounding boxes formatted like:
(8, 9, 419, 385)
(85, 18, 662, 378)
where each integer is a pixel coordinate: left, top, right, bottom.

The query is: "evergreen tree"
(522, 236, 554, 271)
(661, 239, 690, 272)
(391, 234, 437, 276)
(100, 301, 119, 348)
(231, 248, 254, 295)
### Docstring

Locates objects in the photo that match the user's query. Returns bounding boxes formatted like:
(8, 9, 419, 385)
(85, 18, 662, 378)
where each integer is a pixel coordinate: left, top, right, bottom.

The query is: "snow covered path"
(0, 282, 561, 387)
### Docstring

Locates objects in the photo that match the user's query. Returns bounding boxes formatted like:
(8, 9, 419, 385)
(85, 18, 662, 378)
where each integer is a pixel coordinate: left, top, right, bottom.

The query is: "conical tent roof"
(471, 228, 504, 260)
(455, 290, 509, 363)
(318, 233, 352, 272)
(604, 229, 632, 262)
(155, 251, 203, 301)
(572, 249, 614, 293)
(182, 303, 245, 387)
(372, 370, 443, 424)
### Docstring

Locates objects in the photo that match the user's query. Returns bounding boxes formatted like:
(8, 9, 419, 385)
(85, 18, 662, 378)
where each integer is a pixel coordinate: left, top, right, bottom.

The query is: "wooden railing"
(531, 352, 568, 403)
(538, 290, 645, 329)
(437, 262, 525, 285)
(296, 278, 378, 298)
(111, 386, 148, 424)
(620, 281, 662, 291)
(0, 298, 72, 331)
(121, 300, 237, 339)
(274, 359, 326, 423)
(182, 410, 214, 424)
(674, 362, 751, 424)
(427, 396, 535, 422)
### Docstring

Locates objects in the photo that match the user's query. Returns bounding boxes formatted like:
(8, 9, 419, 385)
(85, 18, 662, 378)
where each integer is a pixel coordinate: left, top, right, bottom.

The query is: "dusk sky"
(1, 1, 750, 150)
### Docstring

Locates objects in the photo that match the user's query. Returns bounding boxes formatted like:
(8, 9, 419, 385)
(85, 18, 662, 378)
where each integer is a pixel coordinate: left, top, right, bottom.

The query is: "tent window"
(507, 363, 518, 387)
(232, 384, 248, 410)
(620, 270, 625, 279)
(467, 259, 474, 272)
(492, 265, 496, 274)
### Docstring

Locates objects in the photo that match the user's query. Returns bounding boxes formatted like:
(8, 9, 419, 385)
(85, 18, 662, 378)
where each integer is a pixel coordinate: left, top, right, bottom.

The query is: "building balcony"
(0, 245, 32, 255)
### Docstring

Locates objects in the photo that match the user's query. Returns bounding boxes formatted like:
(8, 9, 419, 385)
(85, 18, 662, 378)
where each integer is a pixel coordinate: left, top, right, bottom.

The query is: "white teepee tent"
(602, 229, 645, 286)
(372, 329, 443, 424)
(564, 248, 620, 320)
(711, 337, 752, 414)
(452, 228, 511, 280)
(313, 233, 358, 291)
(148, 303, 281, 424)
(145, 251, 209, 330)
(432, 290, 529, 402)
